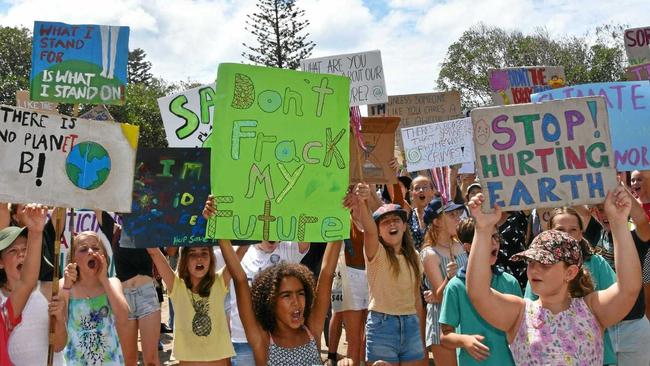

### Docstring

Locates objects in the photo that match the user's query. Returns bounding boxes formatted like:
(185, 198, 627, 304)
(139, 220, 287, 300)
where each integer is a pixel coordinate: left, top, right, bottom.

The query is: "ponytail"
(568, 267, 595, 298)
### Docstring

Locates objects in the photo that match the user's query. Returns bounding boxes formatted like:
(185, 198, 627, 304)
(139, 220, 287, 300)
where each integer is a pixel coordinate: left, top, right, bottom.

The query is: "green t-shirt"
(439, 270, 521, 366)
(524, 254, 617, 365)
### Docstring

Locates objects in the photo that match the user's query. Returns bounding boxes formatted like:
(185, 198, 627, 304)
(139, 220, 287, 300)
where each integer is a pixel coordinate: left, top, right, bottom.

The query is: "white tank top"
(1, 282, 65, 365)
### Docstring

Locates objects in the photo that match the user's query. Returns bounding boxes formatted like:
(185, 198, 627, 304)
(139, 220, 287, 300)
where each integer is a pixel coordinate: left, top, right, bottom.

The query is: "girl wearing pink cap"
(466, 187, 641, 365)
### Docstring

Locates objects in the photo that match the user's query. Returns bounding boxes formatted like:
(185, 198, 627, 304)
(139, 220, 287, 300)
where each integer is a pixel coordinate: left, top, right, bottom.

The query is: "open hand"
(20, 203, 48, 232)
(463, 334, 490, 361)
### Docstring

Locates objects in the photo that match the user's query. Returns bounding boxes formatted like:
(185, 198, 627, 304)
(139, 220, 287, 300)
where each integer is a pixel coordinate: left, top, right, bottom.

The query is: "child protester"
(51, 230, 129, 365)
(466, 188, 641, 365)
(147, 243, 235, 365)
(216, 226, 340, 365)
(352, 182, 425, 365)
(523, 207, 617, 365)
(439, 217, 521, 365)
(0, 204, 47, 366)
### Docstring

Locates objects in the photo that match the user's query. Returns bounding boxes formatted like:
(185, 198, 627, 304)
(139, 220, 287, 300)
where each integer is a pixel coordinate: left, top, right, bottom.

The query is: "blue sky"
(0, 0, 647, 96)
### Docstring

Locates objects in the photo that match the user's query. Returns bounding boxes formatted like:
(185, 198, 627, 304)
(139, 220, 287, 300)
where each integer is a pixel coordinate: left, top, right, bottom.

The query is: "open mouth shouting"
(87, 258, 97, 269)
(195, 263, 205, 271)
(291, 309, 302, 323)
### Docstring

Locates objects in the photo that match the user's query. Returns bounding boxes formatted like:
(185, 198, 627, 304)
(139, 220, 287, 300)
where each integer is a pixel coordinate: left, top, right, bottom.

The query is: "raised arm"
(350, 183, 380, 260)
(96, 254, 129, 325)
(465, 194, 524, 338)
(220, 245, 249, 288)
(146, 248, 176, 293)
(0, 203, 9, 229)
(586, 187, 642, 328)
(10, 204, 47, 316)
(219, 238, 268, 364)
(307, 240, 342, 337)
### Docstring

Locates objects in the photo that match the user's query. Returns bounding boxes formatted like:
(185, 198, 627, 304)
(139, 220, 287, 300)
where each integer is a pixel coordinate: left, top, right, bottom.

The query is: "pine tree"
(242, 0, 315, 70)
(127, 48, 153, 85)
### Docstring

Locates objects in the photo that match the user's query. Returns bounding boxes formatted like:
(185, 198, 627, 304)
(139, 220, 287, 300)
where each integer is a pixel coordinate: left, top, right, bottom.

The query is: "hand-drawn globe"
(65, 141, 111, 190)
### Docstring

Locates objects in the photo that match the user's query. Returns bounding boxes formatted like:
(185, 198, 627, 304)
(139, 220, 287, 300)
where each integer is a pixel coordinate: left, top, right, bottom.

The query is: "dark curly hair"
(251, 262, 315, 333)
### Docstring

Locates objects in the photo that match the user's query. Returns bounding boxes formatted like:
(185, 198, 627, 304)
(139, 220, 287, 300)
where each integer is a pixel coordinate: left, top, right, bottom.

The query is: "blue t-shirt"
(439, 268, 521, 366)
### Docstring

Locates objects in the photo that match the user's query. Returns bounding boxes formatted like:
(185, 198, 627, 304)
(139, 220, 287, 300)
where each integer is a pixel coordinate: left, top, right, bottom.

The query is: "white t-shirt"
(229, 241, 307, 342)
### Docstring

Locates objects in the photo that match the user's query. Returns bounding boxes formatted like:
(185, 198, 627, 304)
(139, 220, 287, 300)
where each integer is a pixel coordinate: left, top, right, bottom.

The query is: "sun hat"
(0, 226, 28, 252)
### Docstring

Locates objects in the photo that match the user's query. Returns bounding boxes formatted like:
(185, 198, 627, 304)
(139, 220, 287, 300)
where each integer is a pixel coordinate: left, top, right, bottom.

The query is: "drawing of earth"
(65, 141, 111, 190)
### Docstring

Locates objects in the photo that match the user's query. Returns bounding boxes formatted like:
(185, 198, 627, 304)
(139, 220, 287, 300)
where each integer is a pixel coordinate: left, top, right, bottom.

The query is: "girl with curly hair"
(217, 230, 340, 365)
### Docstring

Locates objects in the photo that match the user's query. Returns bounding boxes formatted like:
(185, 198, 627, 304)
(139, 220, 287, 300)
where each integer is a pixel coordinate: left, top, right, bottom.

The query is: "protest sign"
(401, 117, 474, 172)
(488, 66, 566, 105)
(471, 97, 617, 212)
(625, 62, 650, 81)
(16, 90, 58, 112)
(459, 161, 475, 174)
(368, 91, 462, 149)
(532, 81, 650, 171)
(0, 105, 138, 212)
(158, 83, 217, 147)
(121, 148, 211, 247)
(30, 21, 129, 105)
(80, 105, 114, 121)
(624, 26, 650, 65)
(300, 50, 386, 106)
(206, 63, 350, 242)
(349, 117, 400, 184)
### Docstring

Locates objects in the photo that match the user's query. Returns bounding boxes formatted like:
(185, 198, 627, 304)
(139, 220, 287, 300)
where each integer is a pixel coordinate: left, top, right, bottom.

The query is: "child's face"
(186, 247, 212, 281)
(74, 235, 106, 277)
(378, 214, 406, 247)
(0, 237, 27, 284)
(274, 275, 306, 330)
(527, 260, 577, 296)
(551, 214, 583, 242)
(441, 209, 463, 236)
(411, 178, 436, 208)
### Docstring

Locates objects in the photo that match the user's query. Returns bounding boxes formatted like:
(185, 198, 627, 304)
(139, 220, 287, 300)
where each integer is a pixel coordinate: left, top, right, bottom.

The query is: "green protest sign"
(206, 63, 350, 242)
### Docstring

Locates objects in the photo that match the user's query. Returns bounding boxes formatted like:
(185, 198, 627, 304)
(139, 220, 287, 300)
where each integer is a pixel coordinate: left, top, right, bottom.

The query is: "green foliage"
(128, 48, 153, 85)
(436, 23, 628, 110)
(0, 26, 32, 105)
(242, 0, 315, 69)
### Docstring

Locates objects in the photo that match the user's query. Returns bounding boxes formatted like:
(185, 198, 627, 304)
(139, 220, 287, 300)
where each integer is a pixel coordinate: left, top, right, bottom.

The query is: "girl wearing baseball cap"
(466, 186, 641, 365)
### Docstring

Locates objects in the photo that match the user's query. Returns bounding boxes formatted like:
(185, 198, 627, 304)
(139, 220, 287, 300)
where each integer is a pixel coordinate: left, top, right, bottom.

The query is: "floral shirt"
(498, 211, 529, 290)
(510, 298, 602, 366)
(407, 210, 425, 251)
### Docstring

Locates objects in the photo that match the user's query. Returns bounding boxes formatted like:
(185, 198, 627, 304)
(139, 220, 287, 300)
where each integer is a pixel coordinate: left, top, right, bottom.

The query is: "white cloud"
(0, 0, 648, 95)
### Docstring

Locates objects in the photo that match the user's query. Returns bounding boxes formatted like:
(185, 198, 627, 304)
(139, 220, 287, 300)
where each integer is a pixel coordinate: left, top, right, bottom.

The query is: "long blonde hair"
(422, 212, 458, 250)
(66, 231, 110, 279)
(377, 221, 421, 283)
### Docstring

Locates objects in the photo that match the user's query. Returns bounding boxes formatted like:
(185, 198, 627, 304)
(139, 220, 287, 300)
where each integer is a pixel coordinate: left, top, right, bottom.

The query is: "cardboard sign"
(349, 117, 400, 184)
(0, 105, 138, 212)
(402, 117, 474, 172)
(300, 50, 387, 106)
(30, 21, 129, 105)
(368, 91, 462, 149)
(471, 97, 617, 212)
(531, 82, 650, 171)
(158, 83, 217, 147)
(206, 63, 350, 242)
(121, 148, 211, 247)
(624, 26, 650, 65)
(80, 105, 114, 121)
(626, 62, 650, 81)
(16, 90, 58, 112)
(488, 66, 566, 105)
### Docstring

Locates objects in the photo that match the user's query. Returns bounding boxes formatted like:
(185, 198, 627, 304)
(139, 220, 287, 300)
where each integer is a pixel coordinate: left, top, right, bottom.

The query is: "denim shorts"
(123, 281, 161, 320)
(231, 342, 255, 366)
(365, 311, 425, 363)
(609, 316, 650, 366)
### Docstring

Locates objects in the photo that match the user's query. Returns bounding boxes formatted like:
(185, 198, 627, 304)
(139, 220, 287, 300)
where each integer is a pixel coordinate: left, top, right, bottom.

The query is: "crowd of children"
(2, 169, 650, 366)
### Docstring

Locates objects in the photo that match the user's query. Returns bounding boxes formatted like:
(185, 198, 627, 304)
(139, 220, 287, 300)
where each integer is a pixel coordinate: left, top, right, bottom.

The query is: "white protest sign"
(471, 97, 617, 212)
(0, 105, 138, 212)
(300, 50, 387, 106)
(624, 26, 650, 65)
(158, 83, 216, 147)
(401, 117, 474, 172)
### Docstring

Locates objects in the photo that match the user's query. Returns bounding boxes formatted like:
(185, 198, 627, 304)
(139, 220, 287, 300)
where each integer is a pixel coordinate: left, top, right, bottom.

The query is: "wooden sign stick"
(47, 207, 67, 366)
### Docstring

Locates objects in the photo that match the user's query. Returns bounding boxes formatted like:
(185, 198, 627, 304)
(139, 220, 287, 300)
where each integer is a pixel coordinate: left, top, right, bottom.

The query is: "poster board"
(0, 105, 138, 212)
(488, 66, 566, 105)
(121, 148, 211, 247)
(349, 117, 400, 184)
(158, 83, 217, 147)
(625, 62, 650, 81)
(206, 63, 350, 242)
(531, 81, 650, 171)
(624, 26, 650, 65)
(16, 90, 58, 112)
(368, 91, 462, 149)
(300, 50, 387, 106)
(80, 104, 114, 121)
(30, 21, 129, 105)
(401, 117, 474, 172)
(471, 97, 617, 212)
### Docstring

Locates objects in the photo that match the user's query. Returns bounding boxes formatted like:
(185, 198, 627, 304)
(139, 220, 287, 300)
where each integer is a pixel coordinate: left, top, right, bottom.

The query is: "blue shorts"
(231, 342, 255, 366)
(365, 311, 425, 363)
(123, 281, 160, 320)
